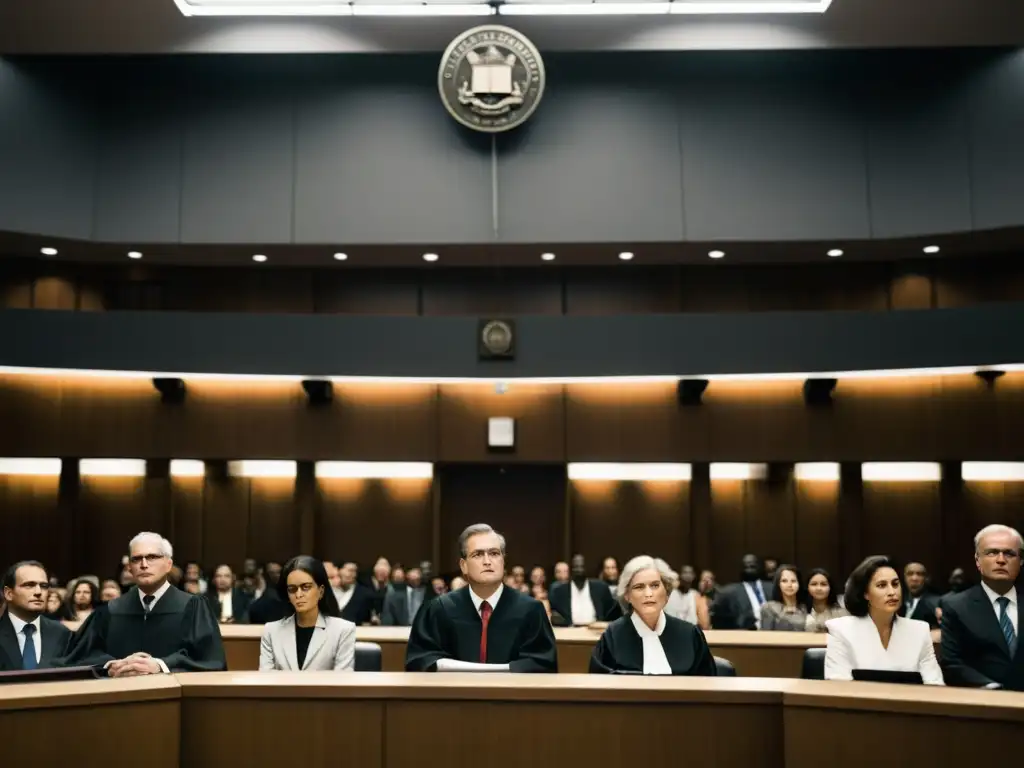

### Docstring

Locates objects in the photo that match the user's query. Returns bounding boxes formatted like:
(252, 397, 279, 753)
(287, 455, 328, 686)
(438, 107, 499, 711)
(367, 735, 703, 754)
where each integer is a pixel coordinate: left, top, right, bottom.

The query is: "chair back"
(354, 641, 383, 672)
(801, 648, 826, 680)
(713, 656, 736, 676)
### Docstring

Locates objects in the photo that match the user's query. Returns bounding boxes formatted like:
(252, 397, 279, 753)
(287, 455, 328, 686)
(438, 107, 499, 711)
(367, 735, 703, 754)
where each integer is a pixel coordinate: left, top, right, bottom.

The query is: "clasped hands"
(107, 652, 162, 677)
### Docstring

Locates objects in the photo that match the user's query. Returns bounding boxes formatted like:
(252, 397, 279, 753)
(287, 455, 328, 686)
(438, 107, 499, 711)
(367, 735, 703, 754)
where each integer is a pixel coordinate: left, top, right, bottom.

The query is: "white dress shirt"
(743, 582, 765, 628)
(665, 589, 698, 624)
(981, 582, 1019, 635)
(216, 589, 233, 622)
(570, 581, 597, 626)
(335, 586, 355, 612)
(437, 583, 509, 672)
(824, 615, 944, 685)
(7, 613, 42, 664)
(630, 611, 672, 675)
(905, 595, 921, 617)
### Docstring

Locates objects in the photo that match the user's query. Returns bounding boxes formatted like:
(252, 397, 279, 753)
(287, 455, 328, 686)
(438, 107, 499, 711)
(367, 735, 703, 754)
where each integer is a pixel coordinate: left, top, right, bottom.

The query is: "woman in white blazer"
(259, 555, 356, 672)
(825, 555, 943, 685)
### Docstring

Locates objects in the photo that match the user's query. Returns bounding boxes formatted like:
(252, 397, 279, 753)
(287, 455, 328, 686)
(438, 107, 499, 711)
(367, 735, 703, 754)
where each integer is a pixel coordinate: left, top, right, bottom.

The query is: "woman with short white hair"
(590, 555, 717, 676)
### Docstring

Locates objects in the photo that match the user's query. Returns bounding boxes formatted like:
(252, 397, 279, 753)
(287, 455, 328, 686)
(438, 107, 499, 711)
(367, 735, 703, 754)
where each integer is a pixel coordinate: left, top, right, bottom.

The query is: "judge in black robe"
(590, 554, 716, 676)
(62, 582, 226, 674)
(406, 583, 557, 672)
(405, 523, 557, 673)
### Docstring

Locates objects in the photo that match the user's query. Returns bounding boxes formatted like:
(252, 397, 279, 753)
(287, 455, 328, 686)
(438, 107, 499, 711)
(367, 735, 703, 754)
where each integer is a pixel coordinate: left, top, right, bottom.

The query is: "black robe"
(405, 586, 557, 673)
(0, 613, 73, 671)
(590, 613, 717, 676)
(61, 585, 226, 673)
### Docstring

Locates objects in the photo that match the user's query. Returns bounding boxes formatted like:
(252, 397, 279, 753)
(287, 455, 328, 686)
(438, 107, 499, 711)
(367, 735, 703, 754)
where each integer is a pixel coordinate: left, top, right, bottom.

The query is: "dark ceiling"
(2, 227, 1022, 268)
(1, 0, 1023, 55)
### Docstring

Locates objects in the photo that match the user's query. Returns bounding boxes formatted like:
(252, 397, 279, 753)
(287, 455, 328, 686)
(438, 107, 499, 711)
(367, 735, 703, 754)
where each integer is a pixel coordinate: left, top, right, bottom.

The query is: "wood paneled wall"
(3, 372, 1022, 463)
(3, 256, 1024, 315)
(3, 464, 1023, 594)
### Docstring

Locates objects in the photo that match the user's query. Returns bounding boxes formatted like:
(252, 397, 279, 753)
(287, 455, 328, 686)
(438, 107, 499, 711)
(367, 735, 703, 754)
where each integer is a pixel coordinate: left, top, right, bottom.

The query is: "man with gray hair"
(405, 523, 557, 672)
(61, 532, 226, 675)
(940, 524, 1024, 690)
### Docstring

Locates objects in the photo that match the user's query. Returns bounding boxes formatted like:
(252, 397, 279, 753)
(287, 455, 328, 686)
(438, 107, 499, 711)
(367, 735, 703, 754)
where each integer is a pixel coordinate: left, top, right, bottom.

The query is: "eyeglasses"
(129, 554, 166, 565)
(467, 549, 503, 561)
(286, 582, 317, 595)
(981, 549, 1021, 560)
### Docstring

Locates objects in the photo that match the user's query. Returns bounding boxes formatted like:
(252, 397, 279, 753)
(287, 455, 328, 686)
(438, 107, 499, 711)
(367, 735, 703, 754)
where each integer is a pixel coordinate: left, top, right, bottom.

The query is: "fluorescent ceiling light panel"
(962, 462, 1024, 482)
(228, 460, 298, 478)
(710, 463, 768, 480)
(567, 463, 692, 481)
(794, 462, 840, 481)
(170, 460, 206, 478)
(176, 0, 493, 14)
(0, 458, 62, 476)
(500, 0, 830, 14)
(79, 459, 147, 477)
(352, 3, 494, 14)
(861, 462, 942, 482)
(315, 461, 434, 479)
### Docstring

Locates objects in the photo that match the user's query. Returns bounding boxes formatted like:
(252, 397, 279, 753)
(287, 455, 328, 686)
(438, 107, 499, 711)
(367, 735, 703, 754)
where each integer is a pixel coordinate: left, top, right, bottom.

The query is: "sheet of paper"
(436, 659, 511, 673)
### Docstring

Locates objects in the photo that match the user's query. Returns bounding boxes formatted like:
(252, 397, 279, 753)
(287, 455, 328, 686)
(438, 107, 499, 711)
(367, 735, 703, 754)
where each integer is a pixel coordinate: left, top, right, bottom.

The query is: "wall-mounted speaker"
(803, 378, 837, 406)
(152, 377, 186, 404)
(479, 319, 515, 360)
(975, 369, 1005, 386)
(677, 379, 708, 406)
(302, 379, 333, 406)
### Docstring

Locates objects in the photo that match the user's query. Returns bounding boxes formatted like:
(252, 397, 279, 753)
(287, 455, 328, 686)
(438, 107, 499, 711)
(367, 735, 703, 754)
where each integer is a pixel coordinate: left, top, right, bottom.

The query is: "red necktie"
(479, 601, 492, 663)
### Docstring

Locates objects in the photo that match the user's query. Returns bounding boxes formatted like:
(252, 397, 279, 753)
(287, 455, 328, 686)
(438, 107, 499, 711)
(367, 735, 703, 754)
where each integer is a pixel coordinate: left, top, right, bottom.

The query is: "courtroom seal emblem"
(438, 25, 545, 133)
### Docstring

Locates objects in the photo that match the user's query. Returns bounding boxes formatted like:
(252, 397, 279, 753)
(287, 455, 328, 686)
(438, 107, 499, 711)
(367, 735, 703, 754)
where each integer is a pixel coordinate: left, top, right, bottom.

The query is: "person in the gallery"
(804, 568, 848, 632)
(664, 564, 710, 630)
(405, 524, 557, 673)
(0, 560, 73, 671)
(941, 525, 1024, 690)
(824, 555, 943, 684)
(759, 565, 809, 631)
(548, 554, 622, 626)
(590, 556, 716, 676)
(60, 532, 226, 675)
(259, 555, 355, 672)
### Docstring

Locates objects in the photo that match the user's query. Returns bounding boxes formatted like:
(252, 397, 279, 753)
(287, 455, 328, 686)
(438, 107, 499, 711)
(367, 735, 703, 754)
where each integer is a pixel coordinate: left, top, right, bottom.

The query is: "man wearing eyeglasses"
(405, 523, 557, 673)
(60, 531, 226, 675)
(941, 524, 1024, 690)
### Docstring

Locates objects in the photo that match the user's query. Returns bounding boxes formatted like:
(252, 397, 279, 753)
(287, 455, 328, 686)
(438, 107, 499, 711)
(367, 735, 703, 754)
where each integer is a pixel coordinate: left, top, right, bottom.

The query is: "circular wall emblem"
(438, 25, 546, 134)
(481, 320, 513, 355)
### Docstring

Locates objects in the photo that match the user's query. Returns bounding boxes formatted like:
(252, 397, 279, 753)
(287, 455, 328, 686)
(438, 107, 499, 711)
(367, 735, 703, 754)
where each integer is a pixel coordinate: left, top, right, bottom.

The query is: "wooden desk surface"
(0, 674, 180, 711)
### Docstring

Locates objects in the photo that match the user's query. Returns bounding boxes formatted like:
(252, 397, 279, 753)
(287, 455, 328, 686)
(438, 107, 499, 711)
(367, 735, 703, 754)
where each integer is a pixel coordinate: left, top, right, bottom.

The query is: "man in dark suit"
(381, 566, 428, 626)
(205, 564, 252, 624)
(0, 560, 72, 671)
(711, 554, 774, 630)
(942, 524, 1024, 690)
(336, 562, 374, 625)
(548, 554, 621, 626)
(900, 562, 940, 629)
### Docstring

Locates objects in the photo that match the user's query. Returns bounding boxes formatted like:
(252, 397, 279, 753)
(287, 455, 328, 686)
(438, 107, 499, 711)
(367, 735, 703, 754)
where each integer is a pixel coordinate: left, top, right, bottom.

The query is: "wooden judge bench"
(1, 672, 1020, 768)
(216, 624, 940, 677)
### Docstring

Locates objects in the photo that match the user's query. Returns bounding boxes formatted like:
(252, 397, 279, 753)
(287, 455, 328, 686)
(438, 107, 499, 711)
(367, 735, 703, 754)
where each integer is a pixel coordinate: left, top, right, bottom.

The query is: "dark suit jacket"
(0, 612, 73, 671)
(381, 585, 428, 626)
(941, 584, 1024, 690)
(247, 591, 288, 625)
(900, 592, 940, 629)
(339, 584, 375, 626)
(205, 588, 251, 624)
(548, 579, 622, 626)
(711, 581, 775, 630)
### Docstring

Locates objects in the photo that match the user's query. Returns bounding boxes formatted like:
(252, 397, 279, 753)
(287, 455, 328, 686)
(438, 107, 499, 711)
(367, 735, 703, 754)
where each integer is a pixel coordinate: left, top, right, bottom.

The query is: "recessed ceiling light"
(541, 252, 556, 261)
(128, 251, 143, 260)
(827, 249, 843, 257)
(333, 252, 348, 261)
(618, 251, 634, 261)
(423, 253, 439, 262)
(923, 245, 940, 254)
(708, 250, 725, 259)
(40, 247, 57, 256)
(252, 254, 267, 263)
